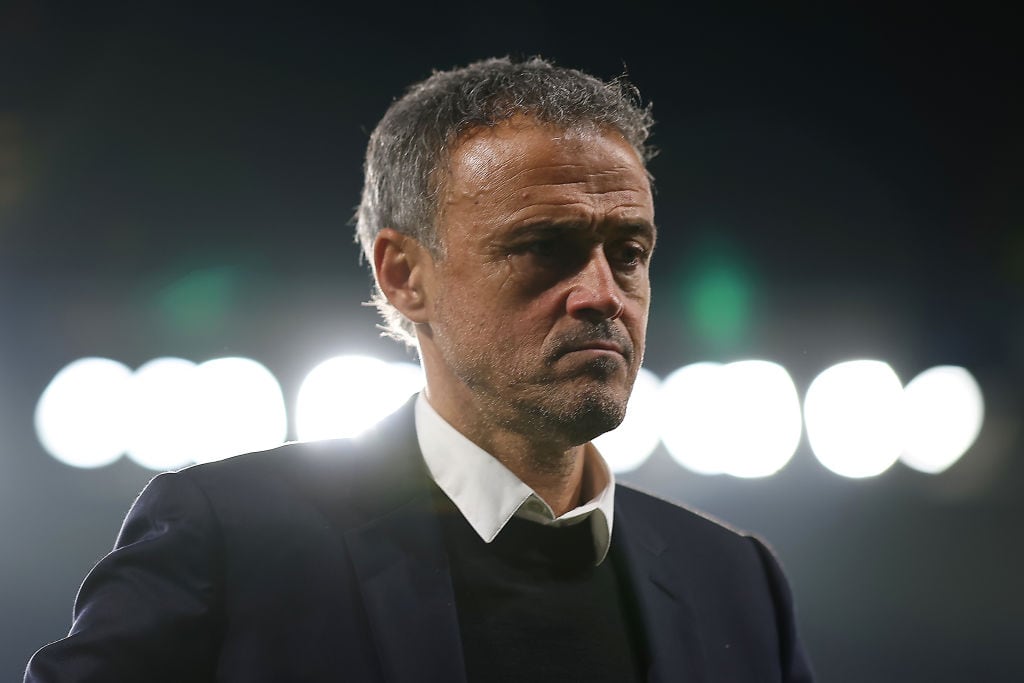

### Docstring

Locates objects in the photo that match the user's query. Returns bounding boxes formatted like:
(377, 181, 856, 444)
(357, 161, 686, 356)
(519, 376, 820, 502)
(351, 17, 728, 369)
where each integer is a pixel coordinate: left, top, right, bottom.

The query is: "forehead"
(437, 117, 654, 234)
(443, 117, 648, 190)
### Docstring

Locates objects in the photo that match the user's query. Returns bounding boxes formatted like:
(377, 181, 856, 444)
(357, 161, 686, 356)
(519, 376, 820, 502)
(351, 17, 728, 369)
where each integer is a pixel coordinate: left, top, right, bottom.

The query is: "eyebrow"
(510, 218, 657, 244)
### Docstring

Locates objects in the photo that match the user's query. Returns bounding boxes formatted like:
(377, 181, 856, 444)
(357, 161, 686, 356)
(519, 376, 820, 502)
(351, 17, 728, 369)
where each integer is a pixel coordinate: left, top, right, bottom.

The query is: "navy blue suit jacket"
(26, 400, 814, 682)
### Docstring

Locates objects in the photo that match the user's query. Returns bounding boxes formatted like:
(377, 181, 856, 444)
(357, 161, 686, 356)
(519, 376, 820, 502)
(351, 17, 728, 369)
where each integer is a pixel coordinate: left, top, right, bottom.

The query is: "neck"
(494, 441, 588, 517)
(422, 385, 591, 517)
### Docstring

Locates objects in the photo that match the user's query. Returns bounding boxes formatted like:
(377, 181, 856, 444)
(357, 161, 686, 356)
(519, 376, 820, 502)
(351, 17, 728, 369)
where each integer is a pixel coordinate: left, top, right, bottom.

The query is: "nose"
(565, 247, 625, 321)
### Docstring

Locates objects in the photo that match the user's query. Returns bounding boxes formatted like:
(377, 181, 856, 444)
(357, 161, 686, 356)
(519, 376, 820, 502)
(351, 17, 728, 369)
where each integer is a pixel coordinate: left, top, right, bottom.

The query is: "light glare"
(124, 357, 201, 471)
(901, 366, 984, 474)
(717, 360, 802, 478)
(659, 361, 801, 477)
(190, 357, 288, 464)
(659, 362, 727, 475)
(36, 354, 986, 480)
(295, 355, 423, 441)
(804, 360, 905, 478)
(34, 358, 133, 468)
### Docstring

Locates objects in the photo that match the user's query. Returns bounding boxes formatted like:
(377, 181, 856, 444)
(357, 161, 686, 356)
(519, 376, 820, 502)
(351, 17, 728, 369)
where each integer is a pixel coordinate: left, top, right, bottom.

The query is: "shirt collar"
(414, 393, 615, 565)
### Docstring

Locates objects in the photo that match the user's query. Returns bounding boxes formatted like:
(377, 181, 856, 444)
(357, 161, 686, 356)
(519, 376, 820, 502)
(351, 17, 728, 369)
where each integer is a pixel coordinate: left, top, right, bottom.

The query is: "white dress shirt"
(415, 393, 615, 565)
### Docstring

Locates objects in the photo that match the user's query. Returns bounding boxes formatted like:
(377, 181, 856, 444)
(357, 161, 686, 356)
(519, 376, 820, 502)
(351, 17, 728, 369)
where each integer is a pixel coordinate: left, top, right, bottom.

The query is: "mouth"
(554, 343, 630, 382)
(547, 322, 635, 368)
(552, 334, 632, 365)
(568, 340, 625, 355)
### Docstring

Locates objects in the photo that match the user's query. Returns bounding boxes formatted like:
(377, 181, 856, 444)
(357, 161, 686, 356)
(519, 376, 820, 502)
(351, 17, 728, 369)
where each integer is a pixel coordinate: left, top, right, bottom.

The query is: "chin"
(559, 352, 629, 381)
(527, 383, 630, 446)
(574, 392, 628, 439)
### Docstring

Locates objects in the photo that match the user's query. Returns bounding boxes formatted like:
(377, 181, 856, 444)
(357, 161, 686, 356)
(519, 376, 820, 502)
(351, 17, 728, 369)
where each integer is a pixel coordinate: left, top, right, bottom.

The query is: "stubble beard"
(518, 383, 628, 457)
(429, 292, 639, 470)
(446, 337, 634, 464)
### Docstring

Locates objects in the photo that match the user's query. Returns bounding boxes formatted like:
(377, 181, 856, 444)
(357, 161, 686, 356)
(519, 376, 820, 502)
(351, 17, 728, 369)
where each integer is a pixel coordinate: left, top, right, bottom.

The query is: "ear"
(373, 228, 434, 324)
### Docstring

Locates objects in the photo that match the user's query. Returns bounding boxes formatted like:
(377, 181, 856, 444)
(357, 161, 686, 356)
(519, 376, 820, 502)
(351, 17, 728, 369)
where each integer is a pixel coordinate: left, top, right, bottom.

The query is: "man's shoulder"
(179, 399, 420, 490)
(181, 435, 385, 483)
(143, 403, 425, 532)
(613, 483, 790, 605)
(615, 482, 756, 547)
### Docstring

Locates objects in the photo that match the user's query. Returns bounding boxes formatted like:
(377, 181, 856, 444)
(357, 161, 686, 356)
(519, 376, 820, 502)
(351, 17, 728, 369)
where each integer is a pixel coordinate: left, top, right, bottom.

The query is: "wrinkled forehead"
(430, 116, 654, 254)
(439, 117, 649, 200)
(482, 123, 592, 165)
(434, 116, 645, 191)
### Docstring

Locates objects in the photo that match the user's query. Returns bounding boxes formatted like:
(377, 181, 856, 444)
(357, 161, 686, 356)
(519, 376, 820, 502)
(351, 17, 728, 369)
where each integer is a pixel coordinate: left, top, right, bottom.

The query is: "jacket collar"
(613, 492, 710, 683)
(287, 398, 467, 683)
(325, 398, 469, 683)
(415, 393, 616, 564)
(314, 398, 708, 683)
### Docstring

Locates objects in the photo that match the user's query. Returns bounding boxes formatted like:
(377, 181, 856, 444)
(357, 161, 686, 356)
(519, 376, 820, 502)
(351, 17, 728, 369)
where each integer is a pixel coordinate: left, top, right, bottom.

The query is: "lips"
(571, 340, 625, 354)
(550, 325, 633, 363)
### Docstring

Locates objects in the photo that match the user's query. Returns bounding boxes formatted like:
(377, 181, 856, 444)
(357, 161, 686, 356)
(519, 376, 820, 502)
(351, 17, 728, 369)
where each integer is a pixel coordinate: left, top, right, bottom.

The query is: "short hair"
(355, 56, 655, 345)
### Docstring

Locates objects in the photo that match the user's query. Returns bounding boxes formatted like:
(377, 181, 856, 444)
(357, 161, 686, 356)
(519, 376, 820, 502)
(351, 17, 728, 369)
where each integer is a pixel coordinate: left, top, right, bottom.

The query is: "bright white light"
(124, 357, 202, 471)
(34, 357, 133, 468)
(190, 357, 288, 464)
(717, 360, 802, 478)
(659, 362, 724, 475)
(295, 355, 423, 441)
(593, 367, 662, 473)
(659, 362, 726, 475)
(804, 360, 905, 478)
(901, 366, 984, 474)
(659, 361, 801, 477)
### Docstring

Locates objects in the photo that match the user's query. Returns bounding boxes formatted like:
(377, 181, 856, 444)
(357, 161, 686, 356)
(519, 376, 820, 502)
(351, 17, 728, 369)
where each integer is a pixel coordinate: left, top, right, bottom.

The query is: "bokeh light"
(124, 357, 202, 471)
(717, 360, 803, 478)
(804, 360, 905, 478)
(34, 357, 134, 468)
(593, 367, 662, 473)
(659, 361, 801, 477)
(190, 357, 288, 464)
(659, 362, 727, 475)
(35, 355, 987, 479)
(687, 266, 753, 348)
(156, 266, 241, 335)
(295, 355, 423, 441)
(901, 365, 984, 474)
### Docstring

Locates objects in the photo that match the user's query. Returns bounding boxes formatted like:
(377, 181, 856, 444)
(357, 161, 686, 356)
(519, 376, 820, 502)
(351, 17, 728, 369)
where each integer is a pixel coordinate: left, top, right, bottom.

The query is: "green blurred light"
(156, 266, 240, 334)
(667, 240, 757, 352)
(678, 262, 753, 349)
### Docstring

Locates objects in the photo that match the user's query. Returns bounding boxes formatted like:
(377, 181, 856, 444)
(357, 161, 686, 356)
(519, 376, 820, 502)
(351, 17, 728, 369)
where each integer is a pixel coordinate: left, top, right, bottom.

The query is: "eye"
(508, 235, 587, 274)
(606, 241, 650, 270)
(523, 237, 563, 263)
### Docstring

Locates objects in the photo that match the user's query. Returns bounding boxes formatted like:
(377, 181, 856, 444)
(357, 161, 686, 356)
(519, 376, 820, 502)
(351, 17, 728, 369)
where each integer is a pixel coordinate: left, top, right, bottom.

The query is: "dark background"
(2, 2, 1022, 681)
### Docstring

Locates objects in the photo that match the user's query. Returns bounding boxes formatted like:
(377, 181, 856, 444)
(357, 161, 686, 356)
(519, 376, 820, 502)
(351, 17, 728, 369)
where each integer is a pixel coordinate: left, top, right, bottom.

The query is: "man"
(26, 57, 814, 682)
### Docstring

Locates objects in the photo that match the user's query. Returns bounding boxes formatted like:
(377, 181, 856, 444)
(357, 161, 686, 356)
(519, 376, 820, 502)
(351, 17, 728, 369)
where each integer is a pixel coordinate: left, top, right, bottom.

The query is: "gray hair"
(355, 56, 655, 345)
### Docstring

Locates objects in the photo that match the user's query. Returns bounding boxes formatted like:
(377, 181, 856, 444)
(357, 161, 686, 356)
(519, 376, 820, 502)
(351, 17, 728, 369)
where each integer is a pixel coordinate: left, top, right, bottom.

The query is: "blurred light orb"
(717, 360, 802, 478)
(659, 361, 801, 477)
(190, 357, 288, 464)
(34, 357, 133, 468)
(593, 367, 662, 473)
(804, 360, 905, 478)
(900, 365, 984, 474)
(124, 357, 201, 471)
(659, 362, 726, 475)
(36, 353, 985, 480)
(296, 355, 423, 441)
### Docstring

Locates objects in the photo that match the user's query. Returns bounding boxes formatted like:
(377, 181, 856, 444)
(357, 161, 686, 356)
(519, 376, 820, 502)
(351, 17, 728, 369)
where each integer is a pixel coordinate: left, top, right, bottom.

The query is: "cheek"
(624, 297, 650, 345)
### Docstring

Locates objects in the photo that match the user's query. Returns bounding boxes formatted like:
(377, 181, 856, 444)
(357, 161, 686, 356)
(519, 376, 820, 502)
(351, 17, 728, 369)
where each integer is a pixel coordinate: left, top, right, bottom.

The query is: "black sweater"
(438, 498, 646, 682)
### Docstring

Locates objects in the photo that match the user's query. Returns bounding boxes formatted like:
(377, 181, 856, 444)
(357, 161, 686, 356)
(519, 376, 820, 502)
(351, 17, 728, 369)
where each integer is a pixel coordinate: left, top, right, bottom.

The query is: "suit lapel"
(325, 399, 466, 683)
(614, 499, 709, 683)
(345, 493, 467, 683)
(319, 399, 713, 683)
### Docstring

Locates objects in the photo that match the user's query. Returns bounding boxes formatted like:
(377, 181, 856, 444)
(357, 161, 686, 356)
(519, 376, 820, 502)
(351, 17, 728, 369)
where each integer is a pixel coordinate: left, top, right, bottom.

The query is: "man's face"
(420, 117, 656, 449)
